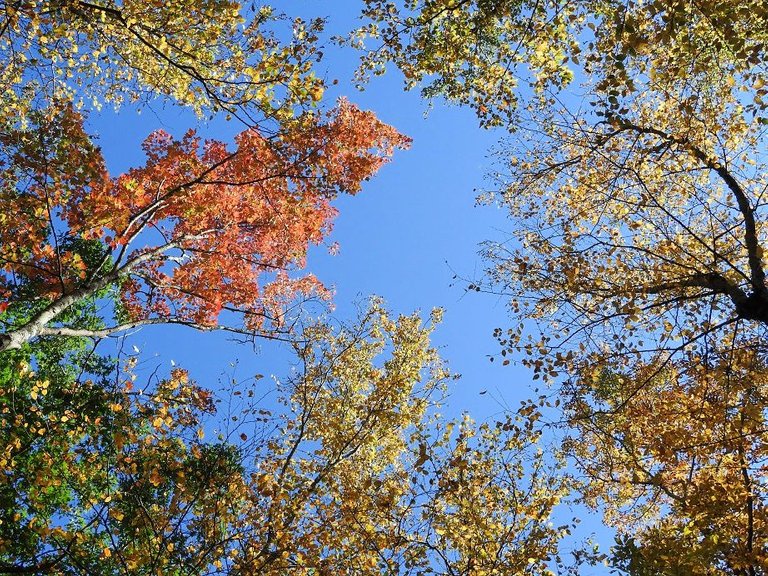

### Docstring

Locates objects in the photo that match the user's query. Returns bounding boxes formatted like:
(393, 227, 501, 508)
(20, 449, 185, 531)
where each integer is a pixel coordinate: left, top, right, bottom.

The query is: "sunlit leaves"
(0, 301, 572, 574)
(351, 0, 580, 127)
(0, 326, 234, 574)
(353, 1, 768, 572)
(568, 353, 768, 573)
(224, 302, 571, 575)
(0, 0, 327, 125)
(353, 1, 768, 128)
(484, 94, 768, 378)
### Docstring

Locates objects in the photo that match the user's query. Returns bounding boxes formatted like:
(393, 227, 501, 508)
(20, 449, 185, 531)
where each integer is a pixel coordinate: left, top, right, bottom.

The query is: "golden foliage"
(0, 303, 571, 574)
(1, 0, 326, 124)
(353, 0, 768, 572)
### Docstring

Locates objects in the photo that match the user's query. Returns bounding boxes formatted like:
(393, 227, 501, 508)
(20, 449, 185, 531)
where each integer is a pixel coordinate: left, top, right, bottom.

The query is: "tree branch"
(37, 317, 291, 342)
(0, 238, 184, 351)
(614, 119, 767, 298)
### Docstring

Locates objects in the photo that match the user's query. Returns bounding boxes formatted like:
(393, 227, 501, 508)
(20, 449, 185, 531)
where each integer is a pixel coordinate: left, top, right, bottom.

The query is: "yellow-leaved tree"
(354, 0, 768, 572)
(1, 0, 325, 124)
(0, 302, 572, 574)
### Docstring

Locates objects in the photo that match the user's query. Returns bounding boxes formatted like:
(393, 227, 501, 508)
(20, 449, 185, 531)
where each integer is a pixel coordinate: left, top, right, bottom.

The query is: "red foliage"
(0, 101, 409, 331)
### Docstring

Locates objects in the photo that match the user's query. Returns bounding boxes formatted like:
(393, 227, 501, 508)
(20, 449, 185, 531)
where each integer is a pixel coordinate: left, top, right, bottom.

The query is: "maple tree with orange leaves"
(0, 102, 408, 351)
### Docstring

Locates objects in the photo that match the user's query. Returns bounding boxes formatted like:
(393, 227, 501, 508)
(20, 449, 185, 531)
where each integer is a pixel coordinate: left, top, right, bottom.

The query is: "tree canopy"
(1, 0, 326, 124)
(0, 302, 570, 575)
(0, 0, 576, 574)
(354, 0, 768, 126)
(354, 0, 768, 572)
(5, 0, 768, 573)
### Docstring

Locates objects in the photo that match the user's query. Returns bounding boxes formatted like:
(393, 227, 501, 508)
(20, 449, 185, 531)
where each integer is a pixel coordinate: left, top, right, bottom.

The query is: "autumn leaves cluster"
(3, 0, 768, 574)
